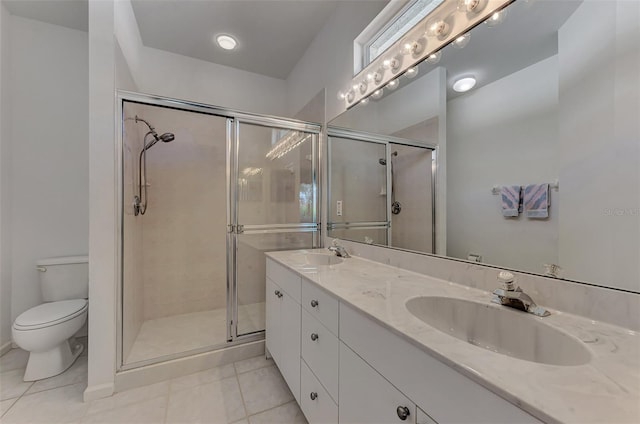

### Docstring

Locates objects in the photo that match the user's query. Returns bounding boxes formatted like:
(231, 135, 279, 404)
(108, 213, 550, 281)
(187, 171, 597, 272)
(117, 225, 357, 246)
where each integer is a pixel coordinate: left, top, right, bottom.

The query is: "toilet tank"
(37, 256, 89, 302)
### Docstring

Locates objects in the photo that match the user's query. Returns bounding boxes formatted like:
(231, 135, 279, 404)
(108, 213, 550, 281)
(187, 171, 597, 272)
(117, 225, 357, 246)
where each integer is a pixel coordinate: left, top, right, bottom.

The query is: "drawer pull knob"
(396, 406, 410, 421)
(310, 333, 319, 341)
(310, 299, 319, 308)
(274, 290, 283, 298)
(310, 392, 318, 401)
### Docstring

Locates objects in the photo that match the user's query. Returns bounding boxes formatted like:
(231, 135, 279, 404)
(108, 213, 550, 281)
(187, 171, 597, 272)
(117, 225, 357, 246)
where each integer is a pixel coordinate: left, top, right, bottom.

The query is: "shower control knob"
(310, 300, 319, 308)
(396, 406, 410, 421)
(310, 333, 319, 341)
(274, 290, 283, 298)
(310, 392, 318, 401)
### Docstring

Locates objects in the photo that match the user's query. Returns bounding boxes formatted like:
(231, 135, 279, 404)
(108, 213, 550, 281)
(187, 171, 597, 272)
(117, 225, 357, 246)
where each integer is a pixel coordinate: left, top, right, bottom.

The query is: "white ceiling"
(2, 0, 88, 32)
(130, 0, 343, 79)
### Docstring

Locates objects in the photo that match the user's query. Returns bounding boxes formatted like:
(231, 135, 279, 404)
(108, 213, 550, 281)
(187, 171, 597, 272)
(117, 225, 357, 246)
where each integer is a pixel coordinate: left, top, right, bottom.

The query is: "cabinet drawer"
(301, 309, 339, 402)
(300, 359, 339, 424)
(339, 341, 416, 424)
(266, 259, 301, 302)
(301, 278, 339, 336)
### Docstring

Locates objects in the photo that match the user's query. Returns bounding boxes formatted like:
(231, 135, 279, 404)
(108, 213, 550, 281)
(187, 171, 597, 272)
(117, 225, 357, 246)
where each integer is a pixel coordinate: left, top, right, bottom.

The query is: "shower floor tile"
(126, 303, 265, 364)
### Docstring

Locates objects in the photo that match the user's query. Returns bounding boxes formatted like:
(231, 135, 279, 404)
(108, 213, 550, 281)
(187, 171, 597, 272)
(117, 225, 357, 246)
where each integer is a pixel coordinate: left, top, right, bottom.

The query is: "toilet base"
(23, 338, 84, 381)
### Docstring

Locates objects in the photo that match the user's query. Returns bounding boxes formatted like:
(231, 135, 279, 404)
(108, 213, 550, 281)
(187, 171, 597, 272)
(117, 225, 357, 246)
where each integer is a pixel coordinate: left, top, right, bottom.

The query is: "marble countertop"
(266, 249, 640, 424)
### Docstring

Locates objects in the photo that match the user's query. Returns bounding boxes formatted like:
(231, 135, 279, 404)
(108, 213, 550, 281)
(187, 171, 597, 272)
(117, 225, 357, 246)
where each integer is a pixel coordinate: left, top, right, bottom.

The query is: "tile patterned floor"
(126, 303, 266, 364)
(0, 346, 306, 424)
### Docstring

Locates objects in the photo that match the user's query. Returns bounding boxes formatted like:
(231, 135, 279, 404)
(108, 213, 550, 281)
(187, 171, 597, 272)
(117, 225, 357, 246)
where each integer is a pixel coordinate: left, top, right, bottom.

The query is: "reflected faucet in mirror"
(328, 240, 351, 258)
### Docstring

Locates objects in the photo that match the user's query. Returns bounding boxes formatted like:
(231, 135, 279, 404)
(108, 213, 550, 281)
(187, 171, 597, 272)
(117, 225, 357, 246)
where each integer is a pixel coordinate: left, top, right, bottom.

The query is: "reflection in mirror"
(327, 0, 639, 293)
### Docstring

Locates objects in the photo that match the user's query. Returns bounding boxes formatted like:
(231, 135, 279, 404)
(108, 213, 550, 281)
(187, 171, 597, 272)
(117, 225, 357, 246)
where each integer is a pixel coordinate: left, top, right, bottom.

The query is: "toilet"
(12, 256, 89, 381)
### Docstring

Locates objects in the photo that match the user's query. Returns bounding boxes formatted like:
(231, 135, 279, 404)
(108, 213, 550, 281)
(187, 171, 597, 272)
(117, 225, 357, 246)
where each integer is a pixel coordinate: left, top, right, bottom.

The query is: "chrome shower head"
(158, 133, 175, 143)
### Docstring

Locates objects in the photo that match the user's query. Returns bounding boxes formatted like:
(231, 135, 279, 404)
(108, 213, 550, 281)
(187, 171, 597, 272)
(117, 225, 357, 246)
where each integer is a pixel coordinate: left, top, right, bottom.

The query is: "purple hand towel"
(501, 185, 521, 217)
(523, 183, 549, 218)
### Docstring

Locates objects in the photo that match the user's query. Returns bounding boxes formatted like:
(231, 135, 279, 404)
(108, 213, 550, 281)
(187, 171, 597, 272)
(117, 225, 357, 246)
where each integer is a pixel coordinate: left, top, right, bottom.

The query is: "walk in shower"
(118, 93, 320, 369)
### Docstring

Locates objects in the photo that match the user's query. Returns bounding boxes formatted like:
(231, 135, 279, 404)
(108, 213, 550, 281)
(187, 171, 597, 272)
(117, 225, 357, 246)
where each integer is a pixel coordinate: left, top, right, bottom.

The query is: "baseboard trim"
(83, 382, 114, 402)
(0, 340, 12, 356)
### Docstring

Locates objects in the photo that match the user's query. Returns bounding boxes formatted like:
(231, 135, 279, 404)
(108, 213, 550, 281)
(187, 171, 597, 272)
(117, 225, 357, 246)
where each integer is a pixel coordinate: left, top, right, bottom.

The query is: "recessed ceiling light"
(216, 34, 237, 50)
(453, 77, 476, 93)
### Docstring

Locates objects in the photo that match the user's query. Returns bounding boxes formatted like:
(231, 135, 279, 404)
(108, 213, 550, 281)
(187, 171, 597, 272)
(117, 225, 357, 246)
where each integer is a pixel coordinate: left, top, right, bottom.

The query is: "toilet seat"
(14, 299, 88, 331)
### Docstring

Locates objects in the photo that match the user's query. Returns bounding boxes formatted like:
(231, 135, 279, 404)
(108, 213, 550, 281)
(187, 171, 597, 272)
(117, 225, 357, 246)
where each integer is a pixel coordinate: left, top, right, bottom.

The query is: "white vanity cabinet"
(265, 261, 301, 403)
(266, 258, 542, 424)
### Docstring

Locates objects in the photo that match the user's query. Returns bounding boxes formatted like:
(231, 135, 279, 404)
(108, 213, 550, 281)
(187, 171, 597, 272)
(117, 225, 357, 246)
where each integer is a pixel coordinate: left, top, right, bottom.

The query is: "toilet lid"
(14, 299, 88, 329)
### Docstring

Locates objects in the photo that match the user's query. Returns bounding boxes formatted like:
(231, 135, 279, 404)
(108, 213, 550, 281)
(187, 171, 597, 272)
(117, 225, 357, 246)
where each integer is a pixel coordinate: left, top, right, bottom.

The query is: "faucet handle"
(497, 271, 515, 291)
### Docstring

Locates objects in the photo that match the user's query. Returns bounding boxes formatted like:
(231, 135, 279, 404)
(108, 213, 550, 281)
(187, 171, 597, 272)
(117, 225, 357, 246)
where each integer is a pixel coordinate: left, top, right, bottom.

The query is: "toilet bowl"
(11, 255, 89, 382)
(12, 299, 88, 381)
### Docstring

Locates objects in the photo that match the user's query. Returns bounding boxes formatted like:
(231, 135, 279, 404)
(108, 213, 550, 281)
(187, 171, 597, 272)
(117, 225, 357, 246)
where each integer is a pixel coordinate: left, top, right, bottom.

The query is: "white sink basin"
(294, 252, 344, 266)
(406, 296, 591, 366)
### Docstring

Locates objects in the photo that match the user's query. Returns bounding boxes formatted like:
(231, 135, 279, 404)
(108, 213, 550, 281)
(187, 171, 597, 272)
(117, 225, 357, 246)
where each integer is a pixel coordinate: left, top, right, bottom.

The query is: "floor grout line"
(234, 360, 250, 424)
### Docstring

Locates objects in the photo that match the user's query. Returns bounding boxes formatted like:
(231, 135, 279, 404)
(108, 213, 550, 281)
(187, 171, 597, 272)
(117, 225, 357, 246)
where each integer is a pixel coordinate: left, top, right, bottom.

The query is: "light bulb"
(216, 34, 237, 50)
(486, 9, 507, 27)
(452, 76, 476, 92)
(371, 89, 384, 99)
(426, 51, 442, 64)
(457, 0, 487, 14)
(401, 41, 413, 55)
(367, 71, 382, 84)
(346, 90, 356, 103)
(426, 18, 451, 39)
(405, 67, 419, 79)
(386, 79, 399, 91)
(360, 98, 369, 105)
(358, 81, 368, 94)
(452, 33, 470, 49)
(383, 57, 400, 71)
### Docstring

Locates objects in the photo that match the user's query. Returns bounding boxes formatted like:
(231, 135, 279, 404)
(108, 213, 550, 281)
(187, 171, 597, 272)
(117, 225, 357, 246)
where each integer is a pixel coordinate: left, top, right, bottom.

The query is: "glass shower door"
(231, 120, 319, 338)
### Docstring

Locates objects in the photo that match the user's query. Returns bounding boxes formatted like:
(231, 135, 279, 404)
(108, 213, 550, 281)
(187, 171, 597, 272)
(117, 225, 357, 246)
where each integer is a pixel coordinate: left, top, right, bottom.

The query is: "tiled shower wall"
(135, 105, 228, 320)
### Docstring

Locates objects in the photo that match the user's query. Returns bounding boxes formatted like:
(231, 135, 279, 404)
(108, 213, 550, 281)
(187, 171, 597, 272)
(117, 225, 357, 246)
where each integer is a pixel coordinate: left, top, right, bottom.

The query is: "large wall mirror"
(327, 0, 639, 293)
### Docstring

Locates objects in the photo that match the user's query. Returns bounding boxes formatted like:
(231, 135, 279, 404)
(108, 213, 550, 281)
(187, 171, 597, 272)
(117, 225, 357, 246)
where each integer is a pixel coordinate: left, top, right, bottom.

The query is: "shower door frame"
(326, 126, 437, 253)
(115, 91, 321, 371)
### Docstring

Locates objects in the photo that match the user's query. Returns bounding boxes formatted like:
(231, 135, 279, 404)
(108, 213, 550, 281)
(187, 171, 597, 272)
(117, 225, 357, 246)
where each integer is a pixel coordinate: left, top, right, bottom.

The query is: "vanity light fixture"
(452, 33, 471, 48)
(453, 76, 476, 92)
(265, 131, 311, 160)
(216, 34, 237, 50)
(342, 0, 512, 106)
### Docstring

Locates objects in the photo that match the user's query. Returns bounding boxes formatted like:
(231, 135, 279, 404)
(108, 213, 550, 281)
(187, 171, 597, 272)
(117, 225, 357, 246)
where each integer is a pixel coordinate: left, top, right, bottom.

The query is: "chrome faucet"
(328, 240, 350, 258)
(491, 271, 550, 317)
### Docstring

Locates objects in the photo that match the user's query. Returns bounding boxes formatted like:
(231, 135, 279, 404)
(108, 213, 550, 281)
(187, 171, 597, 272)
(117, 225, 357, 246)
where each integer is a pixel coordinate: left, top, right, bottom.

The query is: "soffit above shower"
(130, 0, 342, 79)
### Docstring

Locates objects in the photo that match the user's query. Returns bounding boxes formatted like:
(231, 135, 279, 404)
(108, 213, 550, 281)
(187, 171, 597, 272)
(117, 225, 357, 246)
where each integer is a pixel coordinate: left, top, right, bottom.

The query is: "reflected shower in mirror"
(327, 0, 639, 293)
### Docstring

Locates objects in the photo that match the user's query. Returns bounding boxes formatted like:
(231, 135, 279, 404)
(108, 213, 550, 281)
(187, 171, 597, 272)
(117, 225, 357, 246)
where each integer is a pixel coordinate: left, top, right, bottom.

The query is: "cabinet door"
(280, 290, 301, 403)
(417, 408, 438, 424)
(339, 342, 416, 424)
(265, 278, 281, 363)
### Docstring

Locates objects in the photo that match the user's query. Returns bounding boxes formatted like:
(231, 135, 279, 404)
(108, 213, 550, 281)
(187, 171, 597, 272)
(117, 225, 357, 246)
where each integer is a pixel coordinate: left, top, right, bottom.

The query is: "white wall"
(114, 0, 286, 116)
(6, 15, 89, 323)
(286, 0, 386, 122)
(0, 1, 12, 351)
(447, 56, 559, 274)
(86, 0, 117, 401)
(558, 0, 640, 292)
